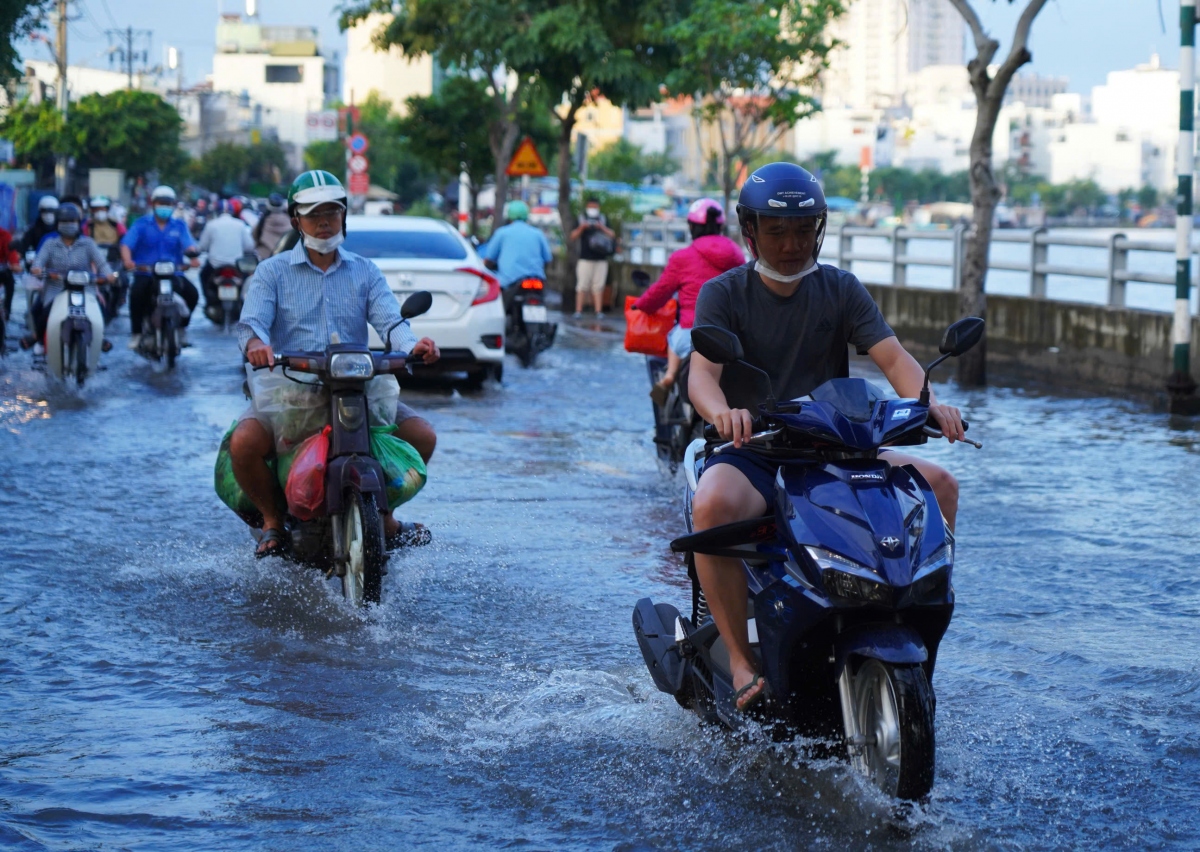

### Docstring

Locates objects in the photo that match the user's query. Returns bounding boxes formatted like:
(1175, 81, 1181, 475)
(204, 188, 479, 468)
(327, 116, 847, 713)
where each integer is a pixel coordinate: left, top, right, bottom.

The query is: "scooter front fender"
(833, 624, 927, 679)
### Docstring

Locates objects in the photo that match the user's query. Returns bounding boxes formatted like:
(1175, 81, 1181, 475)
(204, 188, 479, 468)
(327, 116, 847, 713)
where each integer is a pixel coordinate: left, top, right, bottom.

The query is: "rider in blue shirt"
(479, 201, 552, 288)
(119, 185, 200, 346)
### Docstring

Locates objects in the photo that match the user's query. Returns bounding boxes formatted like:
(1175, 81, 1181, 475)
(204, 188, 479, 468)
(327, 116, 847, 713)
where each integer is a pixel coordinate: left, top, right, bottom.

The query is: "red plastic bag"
(285, 426, 331, 521)
(624, 295, 676, 357)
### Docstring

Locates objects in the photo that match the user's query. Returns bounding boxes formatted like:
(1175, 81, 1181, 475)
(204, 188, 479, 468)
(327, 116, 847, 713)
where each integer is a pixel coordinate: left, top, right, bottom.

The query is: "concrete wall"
(577, 260, 1194, 402)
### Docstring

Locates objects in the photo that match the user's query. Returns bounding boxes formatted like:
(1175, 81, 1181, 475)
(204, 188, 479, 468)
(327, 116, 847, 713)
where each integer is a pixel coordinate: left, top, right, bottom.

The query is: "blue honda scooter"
(632, 317, 984, 800)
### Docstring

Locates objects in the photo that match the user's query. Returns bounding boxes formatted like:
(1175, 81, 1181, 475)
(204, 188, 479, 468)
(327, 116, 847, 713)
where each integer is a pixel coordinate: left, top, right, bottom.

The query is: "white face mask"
(41, 212, 56, 225)
(754, 257, 818, 285)
(585, 207, 600, 219)
(94, 210, 108, 222)
(302, 230, 344, 255)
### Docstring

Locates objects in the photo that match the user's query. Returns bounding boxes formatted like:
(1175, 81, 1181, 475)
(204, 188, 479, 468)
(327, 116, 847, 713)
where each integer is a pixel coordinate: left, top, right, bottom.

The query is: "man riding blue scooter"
(687, 162, 966, 712)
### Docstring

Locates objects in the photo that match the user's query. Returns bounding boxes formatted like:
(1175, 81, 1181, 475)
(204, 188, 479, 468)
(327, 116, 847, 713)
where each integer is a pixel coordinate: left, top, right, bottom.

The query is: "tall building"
(822, 0, 965, 109)
(342, 13, 438, 115)
(210, 13, 329, 169)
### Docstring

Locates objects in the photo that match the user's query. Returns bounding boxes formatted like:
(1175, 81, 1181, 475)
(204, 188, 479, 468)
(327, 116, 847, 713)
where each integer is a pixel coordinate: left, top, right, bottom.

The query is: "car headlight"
(153, 261, 176, 276)
(805, 546, 893, 605)
(911, 542, 953, 601)
(329, 352, 375, 379)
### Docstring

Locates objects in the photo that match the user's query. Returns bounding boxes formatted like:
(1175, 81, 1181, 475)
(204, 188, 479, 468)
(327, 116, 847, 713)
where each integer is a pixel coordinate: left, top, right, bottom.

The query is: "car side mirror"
(939, 316, 985, 357)
(691, 324, 745, 365)
(401, 290, 433, 319)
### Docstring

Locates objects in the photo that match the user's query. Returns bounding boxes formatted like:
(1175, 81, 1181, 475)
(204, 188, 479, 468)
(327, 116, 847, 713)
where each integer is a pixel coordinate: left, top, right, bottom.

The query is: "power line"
(104, 26, 152, 88)
(97, 0, 119, 28)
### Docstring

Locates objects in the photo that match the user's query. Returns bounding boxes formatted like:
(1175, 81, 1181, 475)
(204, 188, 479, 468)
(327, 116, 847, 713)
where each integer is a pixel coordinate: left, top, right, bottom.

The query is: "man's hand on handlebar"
(711, 407, 755, 449)
(928, 403, 966, 444)
(123, 258, 136, 271)
(246, 338, 275, 369)
(410, 337, 439, 364)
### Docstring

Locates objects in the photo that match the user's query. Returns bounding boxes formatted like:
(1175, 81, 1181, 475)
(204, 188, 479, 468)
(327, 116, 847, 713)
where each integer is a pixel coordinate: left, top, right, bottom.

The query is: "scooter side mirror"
(236, 255, 258, 275)
(691, 324, 744, 365)
(401, 290, 433, 319)
(938, 316, 985, 357)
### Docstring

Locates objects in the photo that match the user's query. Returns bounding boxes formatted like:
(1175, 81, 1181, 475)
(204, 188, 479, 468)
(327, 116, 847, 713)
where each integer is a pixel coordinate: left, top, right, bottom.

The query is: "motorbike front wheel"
(850, 660, 935, 800)
(341, 490, 385, 606)
(71, 334, 87, 386)
(163, 316, 177, 369)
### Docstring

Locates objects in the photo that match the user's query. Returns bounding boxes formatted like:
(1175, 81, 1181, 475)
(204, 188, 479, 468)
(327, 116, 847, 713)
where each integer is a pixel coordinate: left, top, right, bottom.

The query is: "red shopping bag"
(285, 426, 331, 520)
(624, 295, 676, 357)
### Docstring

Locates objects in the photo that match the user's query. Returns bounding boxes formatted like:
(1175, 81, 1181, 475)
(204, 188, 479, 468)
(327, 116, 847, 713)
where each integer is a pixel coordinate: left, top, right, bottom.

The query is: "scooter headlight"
(153, 261, 176, 276)
(66, 270, 90, 286)
(805, 546, 893, 605)
(329, 352, 375, 379)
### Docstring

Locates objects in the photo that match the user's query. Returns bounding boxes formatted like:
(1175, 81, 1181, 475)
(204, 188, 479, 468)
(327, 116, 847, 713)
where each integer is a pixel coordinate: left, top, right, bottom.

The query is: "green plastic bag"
(370, 426, 427, 511)
(213, 421, 295, 526)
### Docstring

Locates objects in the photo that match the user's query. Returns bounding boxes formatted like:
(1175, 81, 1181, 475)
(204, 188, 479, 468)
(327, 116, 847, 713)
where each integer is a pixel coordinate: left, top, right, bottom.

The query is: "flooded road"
(3, 310, 1200, 850)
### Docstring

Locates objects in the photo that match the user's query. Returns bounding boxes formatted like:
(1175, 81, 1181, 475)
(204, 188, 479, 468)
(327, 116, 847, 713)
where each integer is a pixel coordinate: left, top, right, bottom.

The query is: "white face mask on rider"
(754, 257, 818, 285)
(94, 210, 108, 222)
(302, 230, 344, 255)
(41, 212, 55, 226)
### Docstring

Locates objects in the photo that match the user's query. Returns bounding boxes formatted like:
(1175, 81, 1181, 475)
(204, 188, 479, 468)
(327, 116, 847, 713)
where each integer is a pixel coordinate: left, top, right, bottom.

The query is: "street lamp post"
(1169, 0, 1200, 414)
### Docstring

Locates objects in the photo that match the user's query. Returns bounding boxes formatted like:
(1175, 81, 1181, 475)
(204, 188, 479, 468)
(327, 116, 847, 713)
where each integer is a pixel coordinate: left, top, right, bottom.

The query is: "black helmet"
(736, 162, 828, 261)
(57, 202, 82, 223)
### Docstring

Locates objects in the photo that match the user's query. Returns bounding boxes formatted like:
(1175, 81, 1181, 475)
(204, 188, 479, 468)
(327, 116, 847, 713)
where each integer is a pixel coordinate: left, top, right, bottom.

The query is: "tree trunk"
(556, 101, 581, 294)
(957, 91, 1001, 387)
(489, 78, 524, 221)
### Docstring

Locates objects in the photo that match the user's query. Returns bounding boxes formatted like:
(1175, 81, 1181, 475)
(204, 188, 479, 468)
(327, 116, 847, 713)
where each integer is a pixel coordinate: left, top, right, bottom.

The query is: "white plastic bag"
(245, 365, 402, 455)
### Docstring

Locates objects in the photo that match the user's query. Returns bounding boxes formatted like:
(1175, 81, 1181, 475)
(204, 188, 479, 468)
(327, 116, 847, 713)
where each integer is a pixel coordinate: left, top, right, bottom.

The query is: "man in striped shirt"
(233, 170, 440, 557)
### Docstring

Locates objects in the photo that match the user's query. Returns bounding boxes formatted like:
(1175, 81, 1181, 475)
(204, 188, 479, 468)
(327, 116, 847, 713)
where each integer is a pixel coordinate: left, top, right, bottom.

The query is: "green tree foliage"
(341, 0, 540, 210)
(303, 93, 439, 208)
(1, 89, 187, 183)
(588, 138, 678, 185)
(190, 141, 288, 195)
(0, 0, 50, 81)
(661, 0, 847, 208)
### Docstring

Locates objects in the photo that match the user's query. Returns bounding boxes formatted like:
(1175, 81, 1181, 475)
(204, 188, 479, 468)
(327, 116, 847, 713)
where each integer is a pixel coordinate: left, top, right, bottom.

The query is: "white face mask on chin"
(754, 257, 818, 284)
(302, 230, 344, 254)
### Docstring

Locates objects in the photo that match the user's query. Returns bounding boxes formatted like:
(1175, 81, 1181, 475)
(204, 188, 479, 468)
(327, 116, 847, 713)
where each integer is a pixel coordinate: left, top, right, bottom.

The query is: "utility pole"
(1169, 0, 1200, 414)
(105, 26, 152, 89)
(54, 0, 68, 195)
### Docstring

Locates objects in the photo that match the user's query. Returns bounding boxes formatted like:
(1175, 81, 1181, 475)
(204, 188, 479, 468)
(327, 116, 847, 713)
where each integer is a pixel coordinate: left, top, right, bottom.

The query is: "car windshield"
(343, 229, 468, 260)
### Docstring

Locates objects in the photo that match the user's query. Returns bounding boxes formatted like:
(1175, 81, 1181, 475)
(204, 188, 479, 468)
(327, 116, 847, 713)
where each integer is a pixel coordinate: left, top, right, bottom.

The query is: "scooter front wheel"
(341, 490, 385, 606)
(72, 334, 87, 386)
(850, 660, 935, 800)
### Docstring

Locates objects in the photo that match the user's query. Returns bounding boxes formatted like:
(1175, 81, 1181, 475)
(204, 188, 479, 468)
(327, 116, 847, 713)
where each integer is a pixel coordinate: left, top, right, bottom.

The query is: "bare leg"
(230, 419, 285, 553)
(575, 288, 586, 314)
(383, 417, 437, 537)
(592, 287, 603, 314)
(884, 451, 959, 532)
(691, 464, 769, 707)
(661, 349, 680, 385)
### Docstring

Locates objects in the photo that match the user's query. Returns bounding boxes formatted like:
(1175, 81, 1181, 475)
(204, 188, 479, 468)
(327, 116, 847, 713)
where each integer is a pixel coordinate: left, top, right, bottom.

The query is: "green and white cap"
(288, 170, 348, 215)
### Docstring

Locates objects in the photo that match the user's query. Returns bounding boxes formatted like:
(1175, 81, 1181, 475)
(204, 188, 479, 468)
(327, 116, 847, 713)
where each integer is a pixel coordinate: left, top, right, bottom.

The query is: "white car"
(342, 215, 505, 385)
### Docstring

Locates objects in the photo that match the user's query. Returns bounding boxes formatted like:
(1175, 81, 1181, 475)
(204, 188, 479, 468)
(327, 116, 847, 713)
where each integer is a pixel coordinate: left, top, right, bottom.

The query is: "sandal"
(734, 674, 770, 712)
(254, 527, 291, 559)
(649, 381, 672, 408)
(386, 521, 432, 550)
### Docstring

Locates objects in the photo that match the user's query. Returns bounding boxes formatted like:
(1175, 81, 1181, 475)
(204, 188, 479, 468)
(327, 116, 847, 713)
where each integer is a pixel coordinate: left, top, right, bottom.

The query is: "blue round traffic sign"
(347, 132, 369, 154)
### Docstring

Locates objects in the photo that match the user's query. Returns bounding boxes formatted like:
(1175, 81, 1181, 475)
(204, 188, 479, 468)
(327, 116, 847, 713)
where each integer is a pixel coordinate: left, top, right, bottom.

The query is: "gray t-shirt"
(693, 263, 894, 411)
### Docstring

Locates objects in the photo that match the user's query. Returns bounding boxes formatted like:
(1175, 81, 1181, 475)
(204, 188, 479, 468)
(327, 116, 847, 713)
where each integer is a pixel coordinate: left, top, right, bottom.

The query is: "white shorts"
(575, 259, 609, 295)
(668, 325, 693, 358)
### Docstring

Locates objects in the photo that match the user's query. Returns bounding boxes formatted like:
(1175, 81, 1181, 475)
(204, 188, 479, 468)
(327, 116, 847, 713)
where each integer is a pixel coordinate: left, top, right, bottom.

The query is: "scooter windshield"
(808, 378, 888, 423)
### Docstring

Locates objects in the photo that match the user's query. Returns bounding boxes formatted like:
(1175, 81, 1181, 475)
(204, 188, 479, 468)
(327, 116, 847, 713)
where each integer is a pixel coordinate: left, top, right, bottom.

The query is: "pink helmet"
(687, 197, 725, 225)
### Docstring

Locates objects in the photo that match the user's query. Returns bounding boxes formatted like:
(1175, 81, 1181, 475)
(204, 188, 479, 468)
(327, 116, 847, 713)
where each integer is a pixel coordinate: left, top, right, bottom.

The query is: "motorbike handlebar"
(252, 350, 411, 375)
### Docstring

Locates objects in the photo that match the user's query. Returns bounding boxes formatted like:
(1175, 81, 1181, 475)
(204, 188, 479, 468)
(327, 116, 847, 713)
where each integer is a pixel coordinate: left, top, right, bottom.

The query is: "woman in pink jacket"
(633, 198, 746, 403)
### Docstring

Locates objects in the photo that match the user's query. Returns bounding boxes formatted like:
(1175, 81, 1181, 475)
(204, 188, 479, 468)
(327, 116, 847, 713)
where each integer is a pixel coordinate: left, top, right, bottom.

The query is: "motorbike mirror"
(691, 325, 744, 365)
(401, 290, 433, 319)
(939, 316, 985, 357)
(631, 270, 651, 288)
(236, 256, 258, 275)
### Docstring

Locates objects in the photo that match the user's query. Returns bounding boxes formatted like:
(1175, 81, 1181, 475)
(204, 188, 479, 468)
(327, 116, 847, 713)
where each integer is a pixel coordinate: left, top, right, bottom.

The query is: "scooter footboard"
(833, 624, 928, 679)
(632, 598, 688, 696)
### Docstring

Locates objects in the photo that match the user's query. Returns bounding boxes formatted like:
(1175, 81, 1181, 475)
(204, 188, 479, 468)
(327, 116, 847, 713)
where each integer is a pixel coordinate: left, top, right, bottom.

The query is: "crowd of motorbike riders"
(4, 164, 969, 716)
(0, 187, 293, 361)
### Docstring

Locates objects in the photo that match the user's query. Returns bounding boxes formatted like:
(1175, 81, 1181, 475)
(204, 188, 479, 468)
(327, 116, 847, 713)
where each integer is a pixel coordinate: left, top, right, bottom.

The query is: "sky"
(15, 0, 1190, 96)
